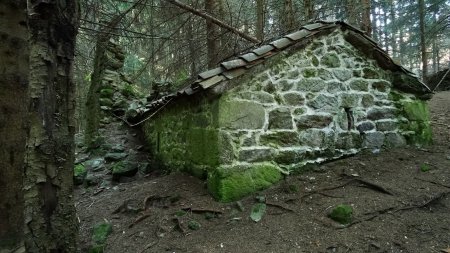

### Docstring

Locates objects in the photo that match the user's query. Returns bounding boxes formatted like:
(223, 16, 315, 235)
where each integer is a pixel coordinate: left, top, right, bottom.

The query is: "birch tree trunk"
(0, 1, 28, 250)
(24, 0, 79, 252)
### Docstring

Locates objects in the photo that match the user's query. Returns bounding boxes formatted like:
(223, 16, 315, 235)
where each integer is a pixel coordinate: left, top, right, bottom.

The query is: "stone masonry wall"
(144, 30, 431, 202)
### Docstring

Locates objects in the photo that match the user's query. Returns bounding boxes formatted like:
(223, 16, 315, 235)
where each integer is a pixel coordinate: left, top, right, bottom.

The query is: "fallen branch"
(129, 211, 152, 228)
(265, 200, 296, 213)
(165, 0, 260, 43)
(414, 177, 450, 189)
(181, 207, 223, 214)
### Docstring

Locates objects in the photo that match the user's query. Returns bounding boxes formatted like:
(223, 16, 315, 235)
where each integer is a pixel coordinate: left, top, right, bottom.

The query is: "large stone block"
(375, 120, 398, 131)
(296, 114, 333, 130)
(356, 121, 375, 133)
(372, 80, 390, 92)
(362, 131, 385, 149)
(218, 100, 265, 129)
(299, 129, 333, 147)
(349, 79, 369, 91)
(275, 148, 308, 165)
(340, 93, 360, 108)
(384, 132, 406, 148)
(268, 108, 294, 129)
(238, 147, 275, 162)
(332, 69, 353, 81)
(335, 132, 362, 150)
(367, 107, 397, 121)
(297, 78, 326, 92)
(260, 131, 301, 147)
(307, 94, 339, 112)
(326, 81, 347, 93)
(237, 91, 275, 104)
(207, 163, 282, 202)
(282, 92, 305, 106)
(321, 53, 341, 68)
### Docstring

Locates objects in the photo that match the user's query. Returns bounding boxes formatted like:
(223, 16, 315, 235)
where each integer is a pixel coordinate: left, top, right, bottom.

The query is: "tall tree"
(0, 1, 28, 250)
(419, 0, 427, 78)
(205, 0, 221, 67)
(256, 0, 264, 41)
(24, 0, 79, 251)
(361, 0, 372, 35)
(304, 0, 315, 21)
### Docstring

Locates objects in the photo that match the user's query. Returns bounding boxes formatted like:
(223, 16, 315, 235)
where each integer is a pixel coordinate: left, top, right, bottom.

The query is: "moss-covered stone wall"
(144, 30, 432, 202)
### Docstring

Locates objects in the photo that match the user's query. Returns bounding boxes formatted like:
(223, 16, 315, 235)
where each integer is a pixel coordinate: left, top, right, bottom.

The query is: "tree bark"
(346, 0, 358, 26)
(24, 0, 79, 252)
(281, 0, 295, 32)
(361, 0, 372, 36)
(419, 0, 427, 78)
(205, 0, 221, 67)
(370, 0, 378, 41)
(256, 0, 264, 41)
(304, 0, 315, 21)
(0, 1, 28, 251)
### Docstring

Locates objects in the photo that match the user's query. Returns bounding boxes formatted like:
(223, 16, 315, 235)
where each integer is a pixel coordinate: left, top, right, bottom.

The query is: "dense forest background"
(75, 0, 450, 106)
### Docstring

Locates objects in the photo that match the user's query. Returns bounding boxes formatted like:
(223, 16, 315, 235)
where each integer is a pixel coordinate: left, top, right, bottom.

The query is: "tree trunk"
(304, 0, 315, 21)
(389, 0, 396, 57)
(346, 0, 358, 26)
(205, 0, 220, 67)
(419, 0, 427, 78)
(24, 0, 79, 252)
(256, 0, 264, 41)
(361, 0, 372, 36)
(281, 0, 295, 32)
(370, 0, 378, 41)
(0, 1, 28, 251)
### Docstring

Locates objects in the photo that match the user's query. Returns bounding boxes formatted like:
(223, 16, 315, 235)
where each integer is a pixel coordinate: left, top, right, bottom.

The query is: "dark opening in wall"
(344, 108, 354, 131)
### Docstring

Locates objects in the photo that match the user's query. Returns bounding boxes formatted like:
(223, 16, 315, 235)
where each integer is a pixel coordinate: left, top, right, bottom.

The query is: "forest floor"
(75, 91, 450, 253)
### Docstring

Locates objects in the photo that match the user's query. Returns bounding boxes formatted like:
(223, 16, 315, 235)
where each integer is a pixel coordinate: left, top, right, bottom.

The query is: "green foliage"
(188, 220, 201, 230)
(420, 164, 431, 172)
(90, 222, 112, 253)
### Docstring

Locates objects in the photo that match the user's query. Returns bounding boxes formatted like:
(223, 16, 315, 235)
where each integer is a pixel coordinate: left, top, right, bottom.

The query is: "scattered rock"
(74, 164, 87, 185)
(112, 161, 138, 181)
(105, 152, 128, 161)
(85, 158, 105, 172)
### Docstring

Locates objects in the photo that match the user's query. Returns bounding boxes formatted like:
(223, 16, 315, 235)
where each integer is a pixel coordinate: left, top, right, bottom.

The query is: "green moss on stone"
(329, 204, 353, 224)
(74, 164, 87, 185)
(90, 222, 112, 253)
(100, 88, 114, 98)
(321, 53, 341, 68)
(207, 163, 283, 202)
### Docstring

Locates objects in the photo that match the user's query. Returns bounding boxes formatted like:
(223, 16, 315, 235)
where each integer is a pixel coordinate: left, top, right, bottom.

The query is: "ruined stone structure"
(140, 21, 432, 202)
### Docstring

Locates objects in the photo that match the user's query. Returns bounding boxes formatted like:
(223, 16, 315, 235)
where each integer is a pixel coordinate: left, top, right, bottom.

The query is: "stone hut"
(139, 21, 432, 202)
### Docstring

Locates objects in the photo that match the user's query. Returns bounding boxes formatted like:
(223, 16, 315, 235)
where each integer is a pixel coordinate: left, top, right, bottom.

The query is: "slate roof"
(136, 20, 431, 123)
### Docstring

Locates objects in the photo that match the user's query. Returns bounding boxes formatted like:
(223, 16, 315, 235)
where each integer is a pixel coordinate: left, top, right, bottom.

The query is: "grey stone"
(371, 81, 390, 92)
(326, 81, 347, 93)
(296, 114, 333, 130)
(218, 100, 266, 130)
(99, 98, 114, 107)
(317, 68, 334, 80)
(238, 148, 274, 162)
(353, 69, 362, 77)
(321, 53, 341, 68)
(367, 107, 396, 121)
(307, 94, 339, 112)
(105, 152, 128, 161)
(287, 68, 301, 79)
(384, 132, 406, 148)
(260, 131, 301, 147)
(363, 68, 379, 79)
(340, 93, 360, 108)
(300, 129, 327, 148)
(85, 158, 105, 172)
(361, 94, 375, 107)
(268, 108, 293, 129)
(376, 120, 398, 131)
(218, 131, 235, 164)
(282, 92, 305, 106)
(336, 132, 362, 150)
(293, 107, 307, 116)
(237, 91, 275, 104)
(297, 78, 326, 92)
(356, 121, 375, 133)
(332, 69, 353, 82)
(85, 173, 102, 186)
(311, 56, 319, 66)
(362, 132, 385, 149)
(279, 80, 294, 91)
(349, 79, 369, 91)
(275, 149, 307, 165)
(112, 161, 138, 181)
(302, 68, 318, 78)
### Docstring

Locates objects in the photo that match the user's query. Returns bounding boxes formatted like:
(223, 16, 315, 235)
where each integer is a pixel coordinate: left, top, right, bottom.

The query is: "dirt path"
(76, 92, 450, 253)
